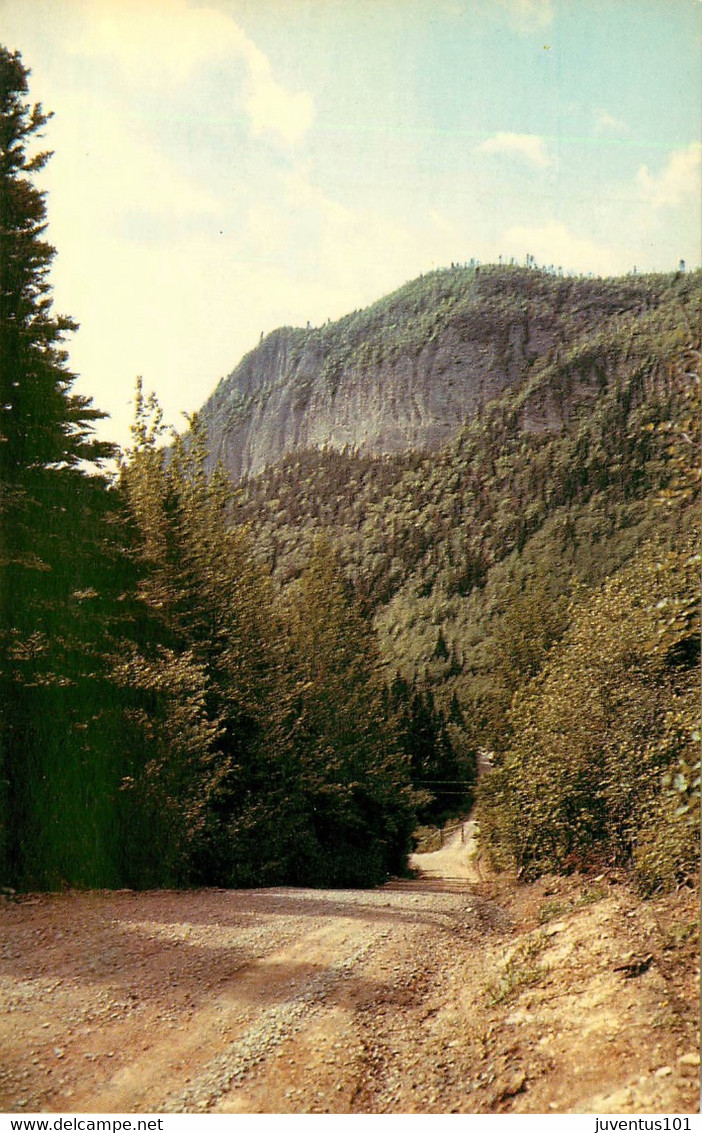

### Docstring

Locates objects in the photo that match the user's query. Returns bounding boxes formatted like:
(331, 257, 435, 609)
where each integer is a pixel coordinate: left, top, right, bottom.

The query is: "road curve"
(0, 857, 480, 1114)
(2, 827, 697, 1115)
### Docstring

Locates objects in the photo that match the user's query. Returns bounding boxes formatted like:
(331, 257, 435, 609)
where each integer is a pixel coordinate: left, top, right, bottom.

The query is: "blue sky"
(2, 0, 700, 447)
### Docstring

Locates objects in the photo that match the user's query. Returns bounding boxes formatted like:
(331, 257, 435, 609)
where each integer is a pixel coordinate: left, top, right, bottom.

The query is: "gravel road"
(1, 824, 698, 1114)
(0, 875, 481, 1113)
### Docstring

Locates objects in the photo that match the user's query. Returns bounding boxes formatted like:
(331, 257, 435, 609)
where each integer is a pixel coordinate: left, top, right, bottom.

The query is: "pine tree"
(0, 49, 110, 481)
(0, 46, 117, 886)
(281, 540, 416, 885)
(117, 386, 282, 885)
(387, 676, 475, 824)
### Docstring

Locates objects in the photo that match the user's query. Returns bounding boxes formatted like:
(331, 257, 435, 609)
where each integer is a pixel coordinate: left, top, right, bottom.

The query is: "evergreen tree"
(0, 48, 109, 481)
(388, 676, 474, 824)
(117, 386, 281, 885)
(281, 540, 417, 885)
(0, 47, 117, 887)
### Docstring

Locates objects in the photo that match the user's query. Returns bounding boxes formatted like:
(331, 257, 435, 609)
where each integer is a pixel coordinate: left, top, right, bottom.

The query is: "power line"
(413, 780, 473, 786)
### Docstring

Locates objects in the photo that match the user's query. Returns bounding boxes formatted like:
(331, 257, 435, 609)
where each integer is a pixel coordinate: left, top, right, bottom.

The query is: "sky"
(2, 0, 701, 449)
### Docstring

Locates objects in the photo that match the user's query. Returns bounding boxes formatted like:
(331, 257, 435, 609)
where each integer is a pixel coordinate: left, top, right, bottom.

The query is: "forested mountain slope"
(230, 268, 698, 706)
(3, 40, 697, 896)
(225, 266, 699, 886)
(200, 265, 690, 481)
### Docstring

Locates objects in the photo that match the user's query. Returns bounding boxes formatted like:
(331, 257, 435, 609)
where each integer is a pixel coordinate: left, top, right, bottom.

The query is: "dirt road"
(0, 826, 698, 1114)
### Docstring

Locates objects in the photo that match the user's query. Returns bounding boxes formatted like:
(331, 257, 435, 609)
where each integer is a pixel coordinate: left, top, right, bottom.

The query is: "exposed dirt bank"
(0, 827, 698, 1114)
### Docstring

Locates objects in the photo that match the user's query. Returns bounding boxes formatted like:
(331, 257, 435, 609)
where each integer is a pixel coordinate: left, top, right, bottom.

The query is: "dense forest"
(0, 47, 698, 895)
(230, 266, 700, 891)
(0, 47, 422, 890)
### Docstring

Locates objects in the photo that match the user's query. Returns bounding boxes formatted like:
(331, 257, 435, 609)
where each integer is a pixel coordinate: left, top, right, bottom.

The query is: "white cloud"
(594, 109, 629, 135)
(274, 167, 421, 296)
(45, 98, 219, 229)
(69, 0, 314, 147)
(501, 222, 619, 276)
(70, 0, 236, 82)
(637, 143, 702, 209)
(495, 0, 554, 34)
(241, 41, 314, 147)
(476, 132, 552, 167)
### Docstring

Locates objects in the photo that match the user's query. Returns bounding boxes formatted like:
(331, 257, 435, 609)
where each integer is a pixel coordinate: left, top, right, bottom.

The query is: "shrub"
(477, 533, 700, 889)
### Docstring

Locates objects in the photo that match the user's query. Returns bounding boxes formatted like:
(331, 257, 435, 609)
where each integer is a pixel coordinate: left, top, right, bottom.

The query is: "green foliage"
(477, 534, 700, 889)
(537, 899, 571, 924)
(117, 386, 273, 885)
(114, 645, 225, 887)
(0, 47, 120, 888)
(486, 931, 548, 1005)
(118, 402, 417, 888)
(271, 540, 417, 886)
(412, 825, 446, 853)
(2, 49, 698, 891)
(387, 673, 476, 823)
(234, 272, 699, 724)
(479, 568, 571, 745)
(0, 47, 111, 480)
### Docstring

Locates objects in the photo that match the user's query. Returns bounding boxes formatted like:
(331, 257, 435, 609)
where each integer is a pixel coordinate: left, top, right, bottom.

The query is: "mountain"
(217, 264, 698, 736)
(200, 265, 684, 482)
(192, 261, 700, 885)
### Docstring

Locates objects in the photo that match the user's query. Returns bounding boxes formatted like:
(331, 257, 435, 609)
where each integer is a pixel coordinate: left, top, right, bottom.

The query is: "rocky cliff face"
(201, 327, 519, 482)
(197, 266, 661, 483)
